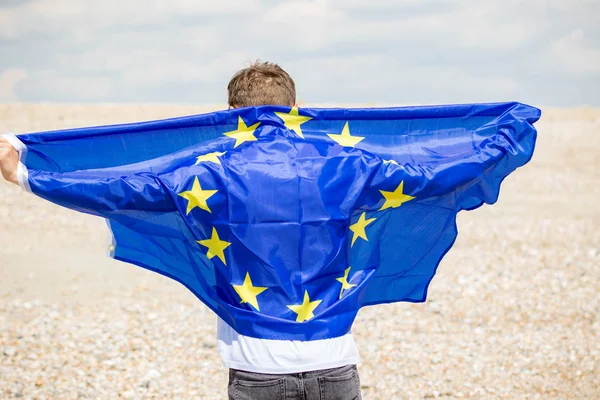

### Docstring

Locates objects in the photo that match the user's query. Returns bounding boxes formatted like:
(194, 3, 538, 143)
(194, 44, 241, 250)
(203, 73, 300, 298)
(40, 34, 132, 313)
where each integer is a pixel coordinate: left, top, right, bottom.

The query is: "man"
(218, 61, 363, 398)
(1, 61, 540, 400)
(0, 61, 364, 400)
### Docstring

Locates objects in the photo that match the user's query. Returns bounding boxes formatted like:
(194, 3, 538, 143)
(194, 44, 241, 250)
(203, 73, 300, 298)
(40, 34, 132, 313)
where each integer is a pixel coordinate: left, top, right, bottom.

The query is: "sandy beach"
(0, 104, 598, 399)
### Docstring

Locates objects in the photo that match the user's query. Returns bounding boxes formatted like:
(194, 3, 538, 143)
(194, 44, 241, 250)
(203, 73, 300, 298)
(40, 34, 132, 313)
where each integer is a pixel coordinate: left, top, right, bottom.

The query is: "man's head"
(227, 61, 296, 108)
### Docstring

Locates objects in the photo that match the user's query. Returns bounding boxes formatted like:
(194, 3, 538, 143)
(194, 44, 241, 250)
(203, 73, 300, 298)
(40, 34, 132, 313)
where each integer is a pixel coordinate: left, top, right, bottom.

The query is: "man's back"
(174, 125, 382, 338)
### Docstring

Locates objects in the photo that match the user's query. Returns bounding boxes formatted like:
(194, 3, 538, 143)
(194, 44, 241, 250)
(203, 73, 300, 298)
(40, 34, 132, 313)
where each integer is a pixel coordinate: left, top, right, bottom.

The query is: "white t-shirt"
(217, 318, 361, 374)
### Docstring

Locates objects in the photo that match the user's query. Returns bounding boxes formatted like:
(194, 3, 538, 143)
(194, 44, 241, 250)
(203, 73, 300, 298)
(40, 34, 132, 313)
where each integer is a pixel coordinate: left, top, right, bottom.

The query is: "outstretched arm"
(0, 135, 175, 219)
(360, 118, 537, 212)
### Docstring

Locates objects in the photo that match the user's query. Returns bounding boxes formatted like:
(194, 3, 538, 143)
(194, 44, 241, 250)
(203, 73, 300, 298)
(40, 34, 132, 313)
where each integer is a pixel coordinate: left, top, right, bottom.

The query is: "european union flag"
(6, 102, 540, 341)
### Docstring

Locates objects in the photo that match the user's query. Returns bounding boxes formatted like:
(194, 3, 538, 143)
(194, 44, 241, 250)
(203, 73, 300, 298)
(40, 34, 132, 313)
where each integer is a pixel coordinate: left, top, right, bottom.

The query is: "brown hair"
(227, 61, 296, 108)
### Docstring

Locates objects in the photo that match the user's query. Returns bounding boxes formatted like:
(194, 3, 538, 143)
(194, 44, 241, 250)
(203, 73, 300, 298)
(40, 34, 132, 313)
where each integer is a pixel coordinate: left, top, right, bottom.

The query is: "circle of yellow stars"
(171, 106, 416, 322)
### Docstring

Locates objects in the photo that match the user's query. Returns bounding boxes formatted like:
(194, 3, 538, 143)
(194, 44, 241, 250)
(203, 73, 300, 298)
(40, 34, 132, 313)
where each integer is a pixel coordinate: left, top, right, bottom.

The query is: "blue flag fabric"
(11, 102, 540, 341)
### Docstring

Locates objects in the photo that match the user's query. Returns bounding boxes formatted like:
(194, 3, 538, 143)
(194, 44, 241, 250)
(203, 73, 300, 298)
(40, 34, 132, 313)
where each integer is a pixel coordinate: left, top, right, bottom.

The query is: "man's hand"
(0, 137, 19, 185)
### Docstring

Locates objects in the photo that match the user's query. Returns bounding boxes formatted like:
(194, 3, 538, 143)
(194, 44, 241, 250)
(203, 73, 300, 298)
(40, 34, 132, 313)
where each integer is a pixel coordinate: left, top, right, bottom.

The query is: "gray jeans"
(228, 364, 362, 400)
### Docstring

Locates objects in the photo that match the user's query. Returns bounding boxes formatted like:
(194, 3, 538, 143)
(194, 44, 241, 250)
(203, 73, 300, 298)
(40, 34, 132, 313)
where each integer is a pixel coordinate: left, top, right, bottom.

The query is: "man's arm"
(359, 120, 536, 212)
(0, 136, 176, 218)
(0, 137, 18, 185)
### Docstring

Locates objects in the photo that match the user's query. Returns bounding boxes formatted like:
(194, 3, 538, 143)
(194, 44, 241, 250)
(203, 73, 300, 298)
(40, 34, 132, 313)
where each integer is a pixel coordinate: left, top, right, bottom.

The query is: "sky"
(0, 0, 598, 107)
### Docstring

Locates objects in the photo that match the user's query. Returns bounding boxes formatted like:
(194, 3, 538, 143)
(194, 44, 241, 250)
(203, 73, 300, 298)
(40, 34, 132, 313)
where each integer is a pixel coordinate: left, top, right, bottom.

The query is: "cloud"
(291, 53, 521, 105)
(0, 68, 27, 101)
(0, 0, 262, 39)
(0, 0, 598, 106)
(551, 29, 600, 75)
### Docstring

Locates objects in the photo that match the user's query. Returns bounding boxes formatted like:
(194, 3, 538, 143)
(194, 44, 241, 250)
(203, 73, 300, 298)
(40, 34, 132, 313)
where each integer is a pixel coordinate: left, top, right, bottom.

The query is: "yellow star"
(195, 151, 226, 165)
(379, 180, 415, 211)
(336, 267, 357, 299)
(233, 272, 268, 311)
(349, 212, 376, 246)
(327, 122, 365, 148)
(274, 106, 312, 139)
(197, 227, 231, 265)
(223, 116, 261, 148)
(178, 177, 218, 215)
(287, 290, 322, 323)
